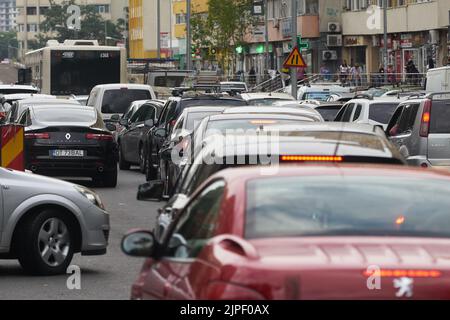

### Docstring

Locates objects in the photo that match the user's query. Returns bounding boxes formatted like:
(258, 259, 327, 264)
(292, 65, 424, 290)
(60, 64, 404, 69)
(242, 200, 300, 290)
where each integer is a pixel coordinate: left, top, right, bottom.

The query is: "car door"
(127, 105, 158, 163)
(160, 180, 226, 300)
(388, 104, 419, 158)
(154, 101, 178, 160)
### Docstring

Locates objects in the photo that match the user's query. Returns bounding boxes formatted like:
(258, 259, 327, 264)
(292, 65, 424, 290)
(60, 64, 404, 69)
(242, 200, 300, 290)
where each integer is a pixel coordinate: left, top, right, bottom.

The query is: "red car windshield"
(245, 175, 450, 239)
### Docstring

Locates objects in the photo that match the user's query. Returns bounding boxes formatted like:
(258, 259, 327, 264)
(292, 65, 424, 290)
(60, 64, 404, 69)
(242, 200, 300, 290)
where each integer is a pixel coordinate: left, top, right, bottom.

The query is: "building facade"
(0, 0, 17, 32)
(342, 0, 450, 76)
(16, 0, 128, 56)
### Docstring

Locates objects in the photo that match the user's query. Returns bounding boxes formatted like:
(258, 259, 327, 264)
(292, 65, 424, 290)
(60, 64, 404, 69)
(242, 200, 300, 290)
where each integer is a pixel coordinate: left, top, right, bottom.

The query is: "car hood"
(1, 167, 77, 189)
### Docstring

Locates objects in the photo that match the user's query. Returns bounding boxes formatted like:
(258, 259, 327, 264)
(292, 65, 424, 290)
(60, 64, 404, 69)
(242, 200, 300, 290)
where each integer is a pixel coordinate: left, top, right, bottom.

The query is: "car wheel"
(145, 151, 157, 181)
(95, 166, 118, 188)
(16, 209, 75, 276)
(139, 146, 145, 174)
(118, 143, 131, 170)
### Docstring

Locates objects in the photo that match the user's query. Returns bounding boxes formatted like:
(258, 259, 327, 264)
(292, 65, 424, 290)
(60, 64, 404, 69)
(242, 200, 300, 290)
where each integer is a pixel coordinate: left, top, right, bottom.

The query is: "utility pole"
(291, 0, 297, 99)
(264, 0, 269, 71)
(383, 0, 388, 84)
(157, 0, 161, 59)
(186, 0, 192, 70)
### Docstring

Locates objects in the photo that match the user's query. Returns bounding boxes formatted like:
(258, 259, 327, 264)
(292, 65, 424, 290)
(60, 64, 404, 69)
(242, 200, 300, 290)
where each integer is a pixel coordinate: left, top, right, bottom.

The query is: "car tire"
(16, 209, 75, 276)
(139, 146, 146, 174)
(118, 143, 131, 170)
(145, 148, 157, 181)
(100, 166, 118, 188)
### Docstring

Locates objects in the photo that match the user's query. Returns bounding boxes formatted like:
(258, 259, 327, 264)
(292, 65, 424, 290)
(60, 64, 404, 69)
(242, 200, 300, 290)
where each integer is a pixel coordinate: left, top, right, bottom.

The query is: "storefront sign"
(344, 36, 365, 46)
(400, 34, 413, 48)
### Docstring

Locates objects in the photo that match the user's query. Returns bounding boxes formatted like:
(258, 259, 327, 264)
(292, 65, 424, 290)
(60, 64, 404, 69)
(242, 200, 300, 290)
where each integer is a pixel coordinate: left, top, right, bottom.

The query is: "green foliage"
(37, 0, 124, 45)
(0, 31, 18, 59)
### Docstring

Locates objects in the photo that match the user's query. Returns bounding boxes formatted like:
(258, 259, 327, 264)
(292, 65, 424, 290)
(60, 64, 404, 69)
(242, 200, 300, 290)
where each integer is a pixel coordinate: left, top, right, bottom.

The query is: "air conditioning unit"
(327, 34, 342, 47)
(323, 50, 338, 61)
(328, 22, 341, 33)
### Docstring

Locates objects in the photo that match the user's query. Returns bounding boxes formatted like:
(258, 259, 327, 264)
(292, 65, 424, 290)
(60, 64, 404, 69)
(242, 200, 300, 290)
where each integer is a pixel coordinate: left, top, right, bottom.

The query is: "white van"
(426, 66, 450, 92)
(87, 83, 156, 121)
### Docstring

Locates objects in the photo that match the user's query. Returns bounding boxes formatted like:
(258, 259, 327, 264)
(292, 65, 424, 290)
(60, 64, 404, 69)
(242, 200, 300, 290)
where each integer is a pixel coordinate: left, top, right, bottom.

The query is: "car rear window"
(246, 175, 450, 239)
(34, 108, 97, 124)
(207, 118, 313, 132)
(248, 98, 293, 106)
(368, 103, 399, 124)
(180, 99, 247, 108)
(186, 111, 223, 131)
(315, 106, 342, 121)
(430, 101, 450, 133)
(102, 89, 152, 114)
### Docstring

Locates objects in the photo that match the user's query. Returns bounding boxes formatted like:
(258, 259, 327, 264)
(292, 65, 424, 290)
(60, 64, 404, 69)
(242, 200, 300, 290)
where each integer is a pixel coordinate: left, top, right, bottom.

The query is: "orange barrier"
(1, 125, 24, 171)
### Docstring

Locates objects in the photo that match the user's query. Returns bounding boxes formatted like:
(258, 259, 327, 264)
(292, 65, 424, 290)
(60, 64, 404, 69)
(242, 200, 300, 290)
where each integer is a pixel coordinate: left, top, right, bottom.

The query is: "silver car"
(0, 168, 110, 275)
(386, 93, 450, 168)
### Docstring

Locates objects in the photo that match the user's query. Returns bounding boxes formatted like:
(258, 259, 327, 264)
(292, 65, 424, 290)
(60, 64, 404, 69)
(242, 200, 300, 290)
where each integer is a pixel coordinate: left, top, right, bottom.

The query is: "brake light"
(281, 155, 343, 162)
(86, 133, 113, 141)
(363, 269, 442, 278)
(420, 99, 432, 137)
(25, 133, 50, 139)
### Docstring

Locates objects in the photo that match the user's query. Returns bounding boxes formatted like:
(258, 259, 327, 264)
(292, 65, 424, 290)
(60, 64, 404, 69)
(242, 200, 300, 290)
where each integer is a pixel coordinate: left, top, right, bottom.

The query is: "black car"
(143, 94, 248, 181)
(22, 105, 118, 187)
(118, 100, 164, 172)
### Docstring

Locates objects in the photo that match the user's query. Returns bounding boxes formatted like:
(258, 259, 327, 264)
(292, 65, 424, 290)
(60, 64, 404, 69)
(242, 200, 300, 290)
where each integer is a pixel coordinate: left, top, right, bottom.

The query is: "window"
(101, 89, 151, 114)
(27, 23, 37, 32)
(167, 180, 225, 259)
(430, 101, 450, 134)
(368, 103, 399, 124)
(130, 105, 157, 123)
(395, 103, 419, 135)
(353, 104, 363, 121)
(26, 6, 37, 15)
(342, 103, 355, 122)
(176, 13, 186, 24)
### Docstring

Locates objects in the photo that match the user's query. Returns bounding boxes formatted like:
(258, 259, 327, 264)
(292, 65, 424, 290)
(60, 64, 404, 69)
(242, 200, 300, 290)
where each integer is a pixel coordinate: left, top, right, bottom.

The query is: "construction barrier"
(0, 125, 24, 171)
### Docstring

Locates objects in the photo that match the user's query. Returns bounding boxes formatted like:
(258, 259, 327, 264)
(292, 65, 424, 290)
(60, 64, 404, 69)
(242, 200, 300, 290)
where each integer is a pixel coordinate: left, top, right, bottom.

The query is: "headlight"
(74, 185, 106, 210)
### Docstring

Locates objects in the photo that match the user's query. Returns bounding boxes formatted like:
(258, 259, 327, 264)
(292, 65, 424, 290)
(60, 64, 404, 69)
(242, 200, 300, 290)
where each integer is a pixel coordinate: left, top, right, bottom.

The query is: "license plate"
(50, 150, 85, 157)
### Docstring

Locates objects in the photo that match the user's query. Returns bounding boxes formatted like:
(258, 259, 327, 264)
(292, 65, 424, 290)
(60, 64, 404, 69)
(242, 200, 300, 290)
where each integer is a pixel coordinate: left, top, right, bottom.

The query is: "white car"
(0, 84, 40, 95)
(285, 84, 352, 101)
(239, 92, 295, 106)
(220, 81, 248, 93)
(87, 84, 156, 121)
(334, 97, 403, 130)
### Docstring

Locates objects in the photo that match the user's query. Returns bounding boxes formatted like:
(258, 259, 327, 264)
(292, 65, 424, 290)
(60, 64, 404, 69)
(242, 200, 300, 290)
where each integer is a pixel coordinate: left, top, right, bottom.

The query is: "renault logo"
(65, 133, 71, 140)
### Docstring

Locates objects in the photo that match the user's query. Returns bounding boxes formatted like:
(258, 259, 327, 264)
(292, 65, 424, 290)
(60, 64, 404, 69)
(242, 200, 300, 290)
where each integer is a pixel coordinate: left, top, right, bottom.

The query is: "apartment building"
(129, 0, 172, 59)
(16, 0, 128, 56)
(0, 0, 17, 32)
(342, 0, 450, 74)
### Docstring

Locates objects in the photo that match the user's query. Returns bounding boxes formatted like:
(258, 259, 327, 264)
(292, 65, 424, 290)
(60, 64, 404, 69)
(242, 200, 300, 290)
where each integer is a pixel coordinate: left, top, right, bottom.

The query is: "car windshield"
(101, 89, 152, 114)
(34, 108, 97, 124)
(246, 175, 450, 239)
(186, 111, 223, 131)
(430, 101, 450, 133)
(368, 103, 399, 124)
(248, 98, 293, 106)
(207, 118, 313, 132)
(303, 92, 331, 101)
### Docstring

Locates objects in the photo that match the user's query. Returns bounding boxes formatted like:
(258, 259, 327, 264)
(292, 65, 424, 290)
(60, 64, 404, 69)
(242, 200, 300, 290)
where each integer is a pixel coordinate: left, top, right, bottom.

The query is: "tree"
(0, 31, 18, 60)
(37, 0, 124, 45)
(205, 0, 256, 71)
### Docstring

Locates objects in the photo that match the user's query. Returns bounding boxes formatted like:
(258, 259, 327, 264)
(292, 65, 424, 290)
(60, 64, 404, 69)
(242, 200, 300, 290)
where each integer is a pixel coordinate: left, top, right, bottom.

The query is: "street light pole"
(383, 0, 388, 84)
(186, 0, 192, 70)
(291, 0, 297, 99)
(157, 0, 161, 59)
(264, 0, 269, 71)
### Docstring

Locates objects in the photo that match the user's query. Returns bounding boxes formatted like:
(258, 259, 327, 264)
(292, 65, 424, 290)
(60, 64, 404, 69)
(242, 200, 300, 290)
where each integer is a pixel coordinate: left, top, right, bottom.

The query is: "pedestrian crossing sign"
(283, 46, 307, 68)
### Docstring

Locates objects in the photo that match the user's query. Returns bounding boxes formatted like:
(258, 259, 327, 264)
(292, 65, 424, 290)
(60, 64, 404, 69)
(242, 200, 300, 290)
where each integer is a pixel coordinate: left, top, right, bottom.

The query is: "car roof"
(208, 164, 450, 185)
(347, 98, 402, 104)
(207, 113, 318, 121)
(2, 94, 55, 100)
(240, 92, 295, 100)
(94, 84, 153, 90)
(18, 98, 80, 105)
(222, 106, 323, 121)
(182, 106, 230, 114)
(0, 84, 39, 90)
(30, 105, 92, 112)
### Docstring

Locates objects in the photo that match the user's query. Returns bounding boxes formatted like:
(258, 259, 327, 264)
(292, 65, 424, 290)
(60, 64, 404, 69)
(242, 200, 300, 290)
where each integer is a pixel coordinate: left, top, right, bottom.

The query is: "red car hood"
(223, 237, 450, 299)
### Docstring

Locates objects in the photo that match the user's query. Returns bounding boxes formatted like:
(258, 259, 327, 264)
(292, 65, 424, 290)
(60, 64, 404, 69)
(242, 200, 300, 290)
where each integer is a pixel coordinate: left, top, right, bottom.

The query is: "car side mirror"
(119, 118, 129, 126)
(105, 123, 117, 132)
(154, 128, 167, 138)
(121, 230, 157, 258)
(144, 119, 154, 127)
(110, 114, 120, 122)
(137, 180, 164, 202)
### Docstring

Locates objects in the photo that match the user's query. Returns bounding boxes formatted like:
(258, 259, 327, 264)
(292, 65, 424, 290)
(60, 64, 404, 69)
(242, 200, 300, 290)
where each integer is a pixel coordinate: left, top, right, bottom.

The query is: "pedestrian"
(320, 64, 331, 81)
(339, 60, 349, 86)
(427, 57, 435, 70)
(387, 64, 395, 84)
(249, 67, 256, 86)
(378, 64, 385, 86)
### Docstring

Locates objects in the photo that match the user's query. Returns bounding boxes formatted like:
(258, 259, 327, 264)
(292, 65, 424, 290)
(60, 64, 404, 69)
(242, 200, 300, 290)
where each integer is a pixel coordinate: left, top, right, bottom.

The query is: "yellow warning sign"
(283, 46, 307, 68)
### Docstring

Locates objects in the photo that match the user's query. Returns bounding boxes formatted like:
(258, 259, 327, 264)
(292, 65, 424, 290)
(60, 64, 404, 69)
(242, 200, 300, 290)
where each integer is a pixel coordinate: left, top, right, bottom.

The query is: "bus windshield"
(50, 50, 121, 96)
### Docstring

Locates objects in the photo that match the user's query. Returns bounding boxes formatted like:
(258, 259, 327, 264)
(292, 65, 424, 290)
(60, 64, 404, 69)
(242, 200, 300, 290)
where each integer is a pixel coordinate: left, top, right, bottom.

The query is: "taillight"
(281, 155, 343, 162)
(206, 282, 266, 300)
(363, 269, 441, 278)
(25, 133, 50, 139)
(86, 133, 113, 141)
(420, 99, 432, 137)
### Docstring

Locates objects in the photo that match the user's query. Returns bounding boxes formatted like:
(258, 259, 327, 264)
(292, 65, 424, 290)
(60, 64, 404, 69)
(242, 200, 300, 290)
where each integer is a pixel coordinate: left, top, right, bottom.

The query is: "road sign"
(283, 46, 307, 68)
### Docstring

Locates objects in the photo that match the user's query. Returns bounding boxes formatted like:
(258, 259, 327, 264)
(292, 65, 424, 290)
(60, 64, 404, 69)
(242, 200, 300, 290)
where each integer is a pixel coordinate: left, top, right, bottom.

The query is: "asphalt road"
(0, 168, 161, 300)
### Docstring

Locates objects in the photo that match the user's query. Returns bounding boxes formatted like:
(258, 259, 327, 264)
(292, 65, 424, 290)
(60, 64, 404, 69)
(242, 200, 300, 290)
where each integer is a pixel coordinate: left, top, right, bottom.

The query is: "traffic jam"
(1, 6, 450, 306)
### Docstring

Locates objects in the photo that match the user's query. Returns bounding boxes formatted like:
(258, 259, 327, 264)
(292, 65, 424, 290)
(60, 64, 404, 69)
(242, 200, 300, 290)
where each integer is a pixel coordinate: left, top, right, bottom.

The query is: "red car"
(122, 165, 450, 300)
